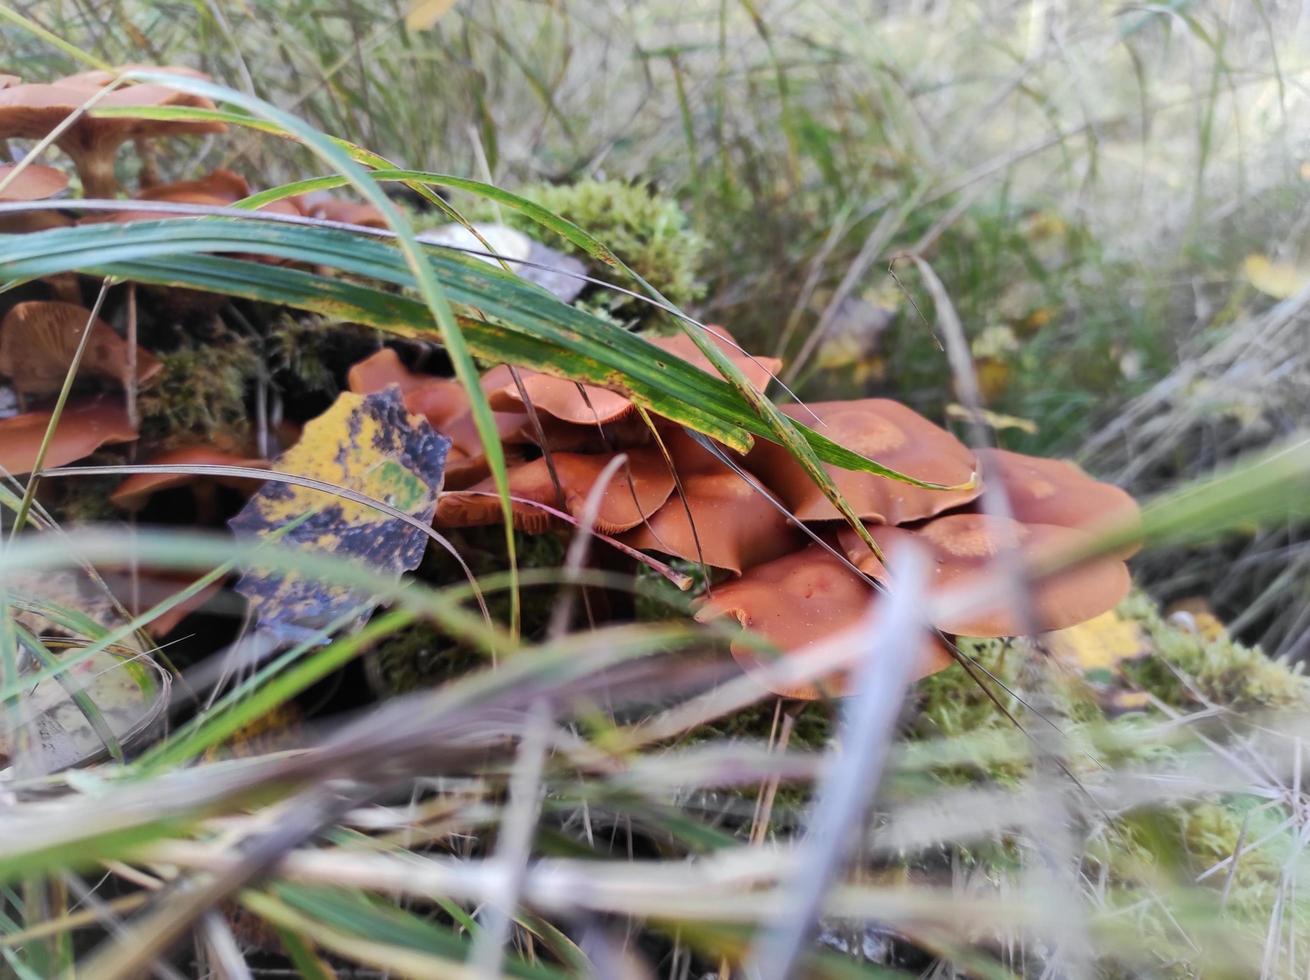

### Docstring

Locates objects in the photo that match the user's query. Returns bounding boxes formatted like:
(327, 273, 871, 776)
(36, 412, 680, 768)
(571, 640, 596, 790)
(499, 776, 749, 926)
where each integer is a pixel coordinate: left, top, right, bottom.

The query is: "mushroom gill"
(745, 398, 981, 524)
(838, 512, 1131, 637)
(693, 544, 953, 699)
(0, 301, 161, 398)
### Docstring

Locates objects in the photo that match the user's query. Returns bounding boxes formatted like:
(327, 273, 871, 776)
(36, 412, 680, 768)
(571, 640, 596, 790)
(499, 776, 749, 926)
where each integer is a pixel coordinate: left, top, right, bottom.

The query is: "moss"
(1118, 592, 1308, 711)
(137, 331, 261, 448)
(475, 180, 706, 320)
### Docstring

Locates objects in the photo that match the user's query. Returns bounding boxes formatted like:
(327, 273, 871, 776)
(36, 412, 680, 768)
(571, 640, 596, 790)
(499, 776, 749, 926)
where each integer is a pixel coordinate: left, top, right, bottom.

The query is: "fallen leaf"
(229, 388, 450, 644)
(1044, 609, 1151, 678)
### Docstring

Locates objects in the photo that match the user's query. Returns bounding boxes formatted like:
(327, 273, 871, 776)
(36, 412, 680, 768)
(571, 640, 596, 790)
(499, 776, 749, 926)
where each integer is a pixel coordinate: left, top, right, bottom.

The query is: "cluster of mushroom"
(348, 331, 1141, 699)
(0, 66, 385, 475)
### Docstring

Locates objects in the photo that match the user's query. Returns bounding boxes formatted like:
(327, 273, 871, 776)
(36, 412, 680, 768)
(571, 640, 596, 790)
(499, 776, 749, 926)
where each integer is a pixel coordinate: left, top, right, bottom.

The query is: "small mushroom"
(745, 399, 981, 524)
(110, 446, 270, 514)
(0, 162, 69, 201)
(693, 545, 953, 699)
(837, 512, 1131, 637)
(0, 301, 161, 399)
(0, 395, 137, 475)
(976, 447, 1141, 556)
(620, 472, 801, 574)
(436, 447, 676, 534)
(0, 73, 225, 198)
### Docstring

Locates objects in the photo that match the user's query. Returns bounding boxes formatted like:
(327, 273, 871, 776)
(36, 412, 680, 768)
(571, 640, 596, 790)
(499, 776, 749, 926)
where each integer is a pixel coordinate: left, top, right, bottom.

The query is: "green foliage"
(1118, 592, 1309, 711)
(477, 179, 706, 320)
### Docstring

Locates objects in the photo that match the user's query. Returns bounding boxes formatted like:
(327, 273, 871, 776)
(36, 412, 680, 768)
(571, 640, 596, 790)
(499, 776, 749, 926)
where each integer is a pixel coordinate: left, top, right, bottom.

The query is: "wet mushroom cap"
(436, 447, 676, 534)
(110, 447, 271, 511)
(0, 301, 161, 396)
(0, 163, 69, 201)
(694, 545, 953, 699)
(620, 471, 802, 574)
(648, 326, 782, 391)
(838, 513, 1131, 637)
(745, 399, 981, 524)
(977, 447, 1141, 555)
(0, 396, 137, 475)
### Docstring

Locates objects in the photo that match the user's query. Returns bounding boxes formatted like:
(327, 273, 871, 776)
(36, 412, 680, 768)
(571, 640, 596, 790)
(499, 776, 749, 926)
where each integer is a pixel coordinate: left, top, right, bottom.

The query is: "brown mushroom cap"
(488, 370, 635, 426)
(0, 80, 225, 197)
(693, 545, 953, 699)
(347, 348, 432, 396)
(134, 167, 250, 202)
(620, 472, 802, 574)
(436, 447, 676, 534)
(837, 513, 1131, 637)
(295, 193, 388, 229)
(977, 447, 1141, 556)
(0, 163, 69, 201)
(0, 396, 137, 475)
(745, 399, 980, 524)
(57, 65, 214, 88)
(0, 301, 161, 396)
(109, 447, 271, 511)
(648, 326, 782, 391)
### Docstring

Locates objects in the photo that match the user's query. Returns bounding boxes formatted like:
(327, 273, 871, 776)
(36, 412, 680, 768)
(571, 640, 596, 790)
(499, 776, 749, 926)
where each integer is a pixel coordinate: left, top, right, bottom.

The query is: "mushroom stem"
(69, 147, 119, 199)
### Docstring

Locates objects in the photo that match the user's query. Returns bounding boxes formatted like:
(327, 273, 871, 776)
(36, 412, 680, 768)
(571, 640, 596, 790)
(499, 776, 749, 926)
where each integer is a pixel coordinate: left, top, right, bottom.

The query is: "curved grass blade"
(0, 218, 970, 488)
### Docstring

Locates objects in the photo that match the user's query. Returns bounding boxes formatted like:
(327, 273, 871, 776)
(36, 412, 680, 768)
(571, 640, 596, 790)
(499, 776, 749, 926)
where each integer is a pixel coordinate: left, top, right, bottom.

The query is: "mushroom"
(86, 168, 303, 222)
(693, 544, 953, 699)
(745, 399, 981, 524)
(0, 73, 225, 198)
(294, 192, 388, 229)
(109, 446, 270, 515)
(620, 472, 801, 574)
(347, 352, 539, 488)
(346, 348, 433, 396)
(648, 326, 782, 391)
(0, 395, 137, 475)
(0, 162, 68, 201)
(485, 327, 781, 432)
(975, 447, 1141, 556)
(0, 301, 161, 400)
(837, 512, 1131, 637)
(436, 447, 676, 534)
(0, 163, 81, 301)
